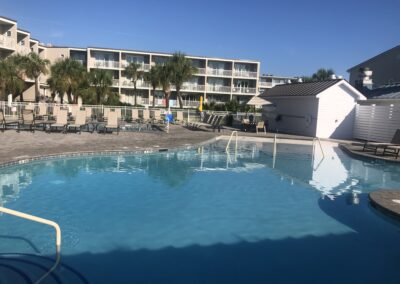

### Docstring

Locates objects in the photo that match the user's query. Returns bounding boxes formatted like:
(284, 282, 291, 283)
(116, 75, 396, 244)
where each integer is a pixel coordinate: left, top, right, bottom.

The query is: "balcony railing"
(232, 87, 257, 94)
(207, 68, 233, 77)
(195, 68, 206, 75)
(259, 81, 273, 87)
(121, 62, 151, 71)
(0, 35, 15, 50)
(233, 70, 258, 78)
(112, 79, 120, 87)
(181, 84, 206, 92)
(91, 60, 120, 69)
(121, 80, 150, 88)
(206, 85, 231, 93)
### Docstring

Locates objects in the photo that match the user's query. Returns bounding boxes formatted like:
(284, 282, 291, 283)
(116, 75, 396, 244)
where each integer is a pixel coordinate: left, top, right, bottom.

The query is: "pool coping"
(0, 135, 347, 170)
(369, 190, 400, 221)
(339, 144, 400, 164)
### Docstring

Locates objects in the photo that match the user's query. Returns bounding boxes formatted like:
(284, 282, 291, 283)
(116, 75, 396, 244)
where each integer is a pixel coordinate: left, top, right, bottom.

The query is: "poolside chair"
(212, 115, 225, 133)
(0, 109, 19, 131)
(152, 109, 163, 124)
(176, 111, 184, 124)
(363, 129, 400, 154)
(104, 111, 120, 134)
(18, 109, 36, 132)
(49, 109, 68, 133)
(104, 108, 122, 119)
(142, 109, 150, 123)
(67, 110, 87, 134)
(132, 109, 139, 122)
(37, 103, 48, 118)
(256, 121, 266, 134)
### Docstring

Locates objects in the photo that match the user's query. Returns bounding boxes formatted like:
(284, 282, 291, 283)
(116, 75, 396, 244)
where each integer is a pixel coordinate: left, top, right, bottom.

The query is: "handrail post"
(225, 130, 238, 153)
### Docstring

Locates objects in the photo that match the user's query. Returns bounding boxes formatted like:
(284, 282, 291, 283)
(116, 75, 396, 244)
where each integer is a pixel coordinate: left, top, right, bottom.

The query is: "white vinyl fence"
(354, 104, 400, 142)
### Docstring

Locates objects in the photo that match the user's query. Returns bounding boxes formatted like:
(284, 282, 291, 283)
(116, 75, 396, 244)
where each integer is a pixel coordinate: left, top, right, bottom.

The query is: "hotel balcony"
(206, 85, 231, 93)
(181, 84, 206, 92)
(121, 80, 150, 88)
(194, 68, 206, 75)
(232, 87, 257, 94)
(112, 79, 120, 87)
(207, 68, 233, 77)
(16, 45, 31, 55)
(259, 81, 273, 87)
(121, 62, 151, 71)
(233, 70, 258, 78)
(90, 60, 120, 69)
(0, 35, 15, 50)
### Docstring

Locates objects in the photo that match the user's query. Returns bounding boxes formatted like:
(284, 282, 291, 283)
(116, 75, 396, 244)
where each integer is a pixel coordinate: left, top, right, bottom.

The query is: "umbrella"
(247, 95, 272, 106)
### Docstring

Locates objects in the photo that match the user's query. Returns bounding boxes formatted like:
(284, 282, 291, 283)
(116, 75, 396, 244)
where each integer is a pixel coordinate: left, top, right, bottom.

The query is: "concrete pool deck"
(369, 190, 400, 220)
(0, 125, 317, 167)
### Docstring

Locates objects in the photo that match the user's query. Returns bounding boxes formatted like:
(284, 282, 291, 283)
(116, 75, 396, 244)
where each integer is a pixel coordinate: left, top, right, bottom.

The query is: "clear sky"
(2, 0, 400, 78)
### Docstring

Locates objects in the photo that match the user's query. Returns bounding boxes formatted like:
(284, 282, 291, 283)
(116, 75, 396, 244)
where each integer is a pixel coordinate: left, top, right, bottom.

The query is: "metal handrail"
(314, 137, 325, 158)
(225, 131, 238, 153)
(0, 207, 61, 284)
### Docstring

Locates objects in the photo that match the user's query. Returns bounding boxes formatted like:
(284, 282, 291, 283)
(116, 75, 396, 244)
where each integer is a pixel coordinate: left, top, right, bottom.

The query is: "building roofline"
(347, 45, 400, 72)
(17, 28, 30, 35)
(0, 15, 17, 24)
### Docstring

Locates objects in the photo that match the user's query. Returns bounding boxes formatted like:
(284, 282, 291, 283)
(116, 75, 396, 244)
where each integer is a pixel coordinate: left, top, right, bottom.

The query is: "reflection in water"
(1, 140, 400, 206)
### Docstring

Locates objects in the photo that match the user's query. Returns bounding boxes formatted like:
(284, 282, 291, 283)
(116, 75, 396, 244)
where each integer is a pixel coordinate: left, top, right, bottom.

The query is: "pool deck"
(0, 125, 318, 167)
(369, 190, 400, 220)
(340, 143, 400, 163)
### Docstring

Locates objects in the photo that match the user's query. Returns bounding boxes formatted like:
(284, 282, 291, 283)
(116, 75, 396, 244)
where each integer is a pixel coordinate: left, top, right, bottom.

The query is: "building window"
(20, 40, 25, 46)
(6, 31, 11, 37)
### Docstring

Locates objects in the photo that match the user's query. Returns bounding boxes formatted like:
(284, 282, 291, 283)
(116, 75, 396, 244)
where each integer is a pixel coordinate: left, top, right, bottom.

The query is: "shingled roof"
(260, 79, 343, 98)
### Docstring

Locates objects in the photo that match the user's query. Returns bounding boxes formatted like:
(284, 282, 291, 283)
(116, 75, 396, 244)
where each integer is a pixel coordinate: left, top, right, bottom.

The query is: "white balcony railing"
(259, 81, 273, 87)
(91, 60, 120, 69)
(0, 35, 15, 50)
(121, 62, 151, 71)
(181, 84, 206, 92)
(121, 80, 150, 88)
(232, 87, 257, 94)
(233, 70, 258, 78)
(206, 85, 232, 93)
(139, 98, 149, 105)
(207, 68, 233, 77)
(195, 68, 206, 75)
(112, 79, 120, 87)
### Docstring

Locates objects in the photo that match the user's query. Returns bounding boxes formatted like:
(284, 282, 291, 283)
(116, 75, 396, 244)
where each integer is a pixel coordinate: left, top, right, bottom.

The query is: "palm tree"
(312, 68, 335, 81)
(157, 62, 174, 108)
(48, 58, 87, 103)
(89, 69, 113, 104)
(22, 53, 50, 102)
(124, 62, 144, 106)
(0, 56, 26, 101)
(170, 52, 197, 109)
(144, 65, 161, 107)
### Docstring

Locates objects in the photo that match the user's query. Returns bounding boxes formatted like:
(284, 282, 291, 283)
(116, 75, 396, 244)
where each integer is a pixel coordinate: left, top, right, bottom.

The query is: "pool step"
(0, 253, 88, 284)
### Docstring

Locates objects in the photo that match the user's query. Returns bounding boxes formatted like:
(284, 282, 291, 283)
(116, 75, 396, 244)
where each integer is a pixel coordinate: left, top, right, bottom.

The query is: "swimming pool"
(0, 139, 399, 283)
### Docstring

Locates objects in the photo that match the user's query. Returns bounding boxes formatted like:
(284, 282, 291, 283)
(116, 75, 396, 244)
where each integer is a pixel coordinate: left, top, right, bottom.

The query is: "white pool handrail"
(0, 206, 61, 284)
(226, 131, 238, 153)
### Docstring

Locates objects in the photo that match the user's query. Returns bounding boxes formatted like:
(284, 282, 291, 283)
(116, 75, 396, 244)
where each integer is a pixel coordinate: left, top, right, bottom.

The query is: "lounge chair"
(176, 111, 184, 124)
(0, 109, 19, 131)
(104, 111, 120, 134)
(132, 109, 139, 122)
(362, 129, 400, 154)
(37, 103, 48, 119)
(67, 110, 87, 134)
(142, 109, 150, 123)
(256, 121, 266, 134)
(49, 109, 68, 133)
(18, 109, 36, 132)
(152, 109, 163, 124)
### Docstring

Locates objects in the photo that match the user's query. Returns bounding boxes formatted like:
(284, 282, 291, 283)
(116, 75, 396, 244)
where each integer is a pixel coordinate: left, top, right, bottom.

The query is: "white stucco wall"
(263, 97, 319, 137)
(316, 83, 359, 139)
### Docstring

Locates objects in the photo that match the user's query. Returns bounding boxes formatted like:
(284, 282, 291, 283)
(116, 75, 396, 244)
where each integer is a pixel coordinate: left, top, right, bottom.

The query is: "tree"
(144, 65, 161, 107)
(89, 69, 113, 104)
(0, 55, 26, 101)
(22, 52, 50, 102)
(48, 58, 87, 103)
(158, 62, 174, 108)
(124, 62, 144, 106)
(170, 52, 197, 109)
(311, 68, 335, 81)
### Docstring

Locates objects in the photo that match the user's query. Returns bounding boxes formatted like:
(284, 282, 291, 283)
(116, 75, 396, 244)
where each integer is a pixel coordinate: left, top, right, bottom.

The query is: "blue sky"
(2, 0, 400, 78)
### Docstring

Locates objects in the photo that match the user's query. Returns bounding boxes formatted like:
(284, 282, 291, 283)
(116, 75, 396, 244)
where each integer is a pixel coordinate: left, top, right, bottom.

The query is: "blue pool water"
(0, 140, 400, 283)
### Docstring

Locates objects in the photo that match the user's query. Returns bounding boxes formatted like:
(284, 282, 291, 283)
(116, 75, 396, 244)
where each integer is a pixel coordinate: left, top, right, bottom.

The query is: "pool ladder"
(0, 206, 61, 284)
(225, 131, 238, 153)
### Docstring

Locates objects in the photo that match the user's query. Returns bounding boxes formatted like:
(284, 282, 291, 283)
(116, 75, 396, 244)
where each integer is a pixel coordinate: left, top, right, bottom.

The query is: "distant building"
(0, 16, 260, 106)
(260, 79, 366, 139)
(258, 74, 297, 95)
(347, 45, 400, 88)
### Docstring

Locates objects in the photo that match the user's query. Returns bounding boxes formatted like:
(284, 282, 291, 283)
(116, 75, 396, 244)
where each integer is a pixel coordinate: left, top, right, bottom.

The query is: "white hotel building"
(0, 15, 261, 107)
